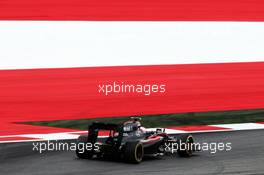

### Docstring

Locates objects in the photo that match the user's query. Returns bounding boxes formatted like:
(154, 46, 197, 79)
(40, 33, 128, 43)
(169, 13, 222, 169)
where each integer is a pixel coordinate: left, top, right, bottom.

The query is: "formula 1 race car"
(76, 117, 197, 163)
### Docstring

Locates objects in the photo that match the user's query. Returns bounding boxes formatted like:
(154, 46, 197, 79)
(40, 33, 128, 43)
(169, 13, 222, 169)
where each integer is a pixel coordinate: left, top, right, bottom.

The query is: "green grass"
(23, 109, 264, 130)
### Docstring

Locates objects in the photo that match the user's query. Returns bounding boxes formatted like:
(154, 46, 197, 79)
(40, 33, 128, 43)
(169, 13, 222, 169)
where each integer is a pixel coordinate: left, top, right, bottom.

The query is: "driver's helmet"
(123, 117, 142, 132)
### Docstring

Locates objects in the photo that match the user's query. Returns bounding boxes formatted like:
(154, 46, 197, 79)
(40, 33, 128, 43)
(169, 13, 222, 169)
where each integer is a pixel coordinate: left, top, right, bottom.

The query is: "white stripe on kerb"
(211, 123, 264, 131)
(1, 123, 264, 143)
(21, 133, 80, 140)
(0, 21, 264, 70)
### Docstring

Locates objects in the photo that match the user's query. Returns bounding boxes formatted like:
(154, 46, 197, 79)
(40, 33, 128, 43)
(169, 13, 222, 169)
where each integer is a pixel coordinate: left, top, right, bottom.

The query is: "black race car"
(76, 117, 197, 163)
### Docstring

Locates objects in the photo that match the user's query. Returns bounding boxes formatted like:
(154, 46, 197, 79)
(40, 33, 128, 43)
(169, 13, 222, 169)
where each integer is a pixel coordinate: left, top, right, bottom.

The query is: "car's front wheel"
(177, 134, 194, 157)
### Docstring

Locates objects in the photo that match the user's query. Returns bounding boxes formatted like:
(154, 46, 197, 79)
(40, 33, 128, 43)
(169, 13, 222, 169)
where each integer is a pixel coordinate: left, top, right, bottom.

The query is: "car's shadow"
(75, 154, 165, 164)
(74, 153, 199, 164)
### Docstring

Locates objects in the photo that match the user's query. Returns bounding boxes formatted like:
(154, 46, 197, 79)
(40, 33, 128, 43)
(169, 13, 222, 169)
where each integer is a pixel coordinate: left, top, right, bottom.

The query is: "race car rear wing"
(87, 122, 123, 146)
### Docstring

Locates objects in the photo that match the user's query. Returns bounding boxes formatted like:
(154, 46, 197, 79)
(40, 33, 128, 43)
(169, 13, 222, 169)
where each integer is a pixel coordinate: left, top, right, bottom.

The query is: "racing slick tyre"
(124, 142, 144, 164)
(76, 135, 93, 159)
(177, 134, 194, 157)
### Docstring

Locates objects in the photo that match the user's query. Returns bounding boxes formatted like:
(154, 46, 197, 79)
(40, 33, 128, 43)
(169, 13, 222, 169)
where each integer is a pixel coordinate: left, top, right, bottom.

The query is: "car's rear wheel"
(124, 142, 144, 163)
(76, 135, 93, 159)
(177, 134, 194, 157)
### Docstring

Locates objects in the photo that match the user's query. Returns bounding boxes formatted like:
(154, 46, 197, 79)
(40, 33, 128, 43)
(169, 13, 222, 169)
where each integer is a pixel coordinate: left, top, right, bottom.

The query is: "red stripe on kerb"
(0, 124, 79, 136)
(0, 136, 38, 141)
(0, 0, 264, 21)
(168, 125, 231, 131)
(256, 122, 264, 124)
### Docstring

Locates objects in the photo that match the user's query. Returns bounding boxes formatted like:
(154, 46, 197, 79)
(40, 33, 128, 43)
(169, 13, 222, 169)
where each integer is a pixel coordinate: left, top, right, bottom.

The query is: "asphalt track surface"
(1, 130, 263, 175)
